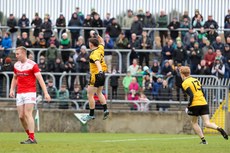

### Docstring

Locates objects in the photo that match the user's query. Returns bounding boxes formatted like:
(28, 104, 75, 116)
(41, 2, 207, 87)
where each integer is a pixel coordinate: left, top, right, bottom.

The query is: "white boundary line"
(99, 136, 197, 143)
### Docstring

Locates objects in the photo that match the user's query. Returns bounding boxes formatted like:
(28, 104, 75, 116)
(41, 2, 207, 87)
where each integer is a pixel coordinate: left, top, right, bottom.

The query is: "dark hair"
(88, 38, 99, 47)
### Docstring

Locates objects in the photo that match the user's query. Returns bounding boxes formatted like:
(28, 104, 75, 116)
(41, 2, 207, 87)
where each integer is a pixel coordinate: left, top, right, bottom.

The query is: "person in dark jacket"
(173, 41, 187, 65)
(157, 10, 168, 47)
(203, 15, 219, 30)
(56, 13, 66, 38)
(161, 39, 174, 65)
(40, 17, 53, 42)
(194, 60, 211, 75)
(68, 13, 82, 47)
(105, 18, 121, 42)
(18, 14, 30, 37)
(31, 13, 42, 38)
(189, 42, 203, 74)
(65, 56, 76, 91)
(110, 66, 120, 99)
(76, 45, 89, 90)
(128, 33, 140, 64)
(16, 32, 32, 48)
(91, 13, 103, 36)
(83, 14, 92, 44)
(7, 14, 18, 48)
(144, 11, 156, 42)
(130, 15, 143, 36)
(167, 17, 180, 41)
(54, 58, 65, 89)
(157, 80, 172, 111)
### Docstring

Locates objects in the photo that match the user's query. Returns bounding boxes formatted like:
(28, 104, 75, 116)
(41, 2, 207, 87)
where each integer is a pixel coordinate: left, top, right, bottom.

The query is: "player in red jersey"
(10, 46, 51, 144)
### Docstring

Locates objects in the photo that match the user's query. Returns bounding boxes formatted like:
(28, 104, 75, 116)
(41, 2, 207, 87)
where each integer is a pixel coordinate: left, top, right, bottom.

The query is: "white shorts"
(16, 92, 37, 106)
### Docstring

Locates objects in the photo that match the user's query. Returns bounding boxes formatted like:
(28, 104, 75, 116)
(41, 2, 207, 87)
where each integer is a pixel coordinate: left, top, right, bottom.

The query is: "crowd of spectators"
(0, 7, 230, 110)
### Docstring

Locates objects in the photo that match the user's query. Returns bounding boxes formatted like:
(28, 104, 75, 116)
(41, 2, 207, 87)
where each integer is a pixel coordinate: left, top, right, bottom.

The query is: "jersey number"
(192, 80, 201, 91)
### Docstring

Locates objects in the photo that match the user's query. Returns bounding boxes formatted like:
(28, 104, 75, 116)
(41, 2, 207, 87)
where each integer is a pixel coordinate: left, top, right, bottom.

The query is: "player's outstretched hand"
(44, 93, 51, 102)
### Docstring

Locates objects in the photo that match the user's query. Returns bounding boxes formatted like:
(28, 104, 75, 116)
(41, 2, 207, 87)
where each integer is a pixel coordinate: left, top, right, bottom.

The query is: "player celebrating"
(10, 46, 51, 144)
(81, 31, 109, 122)
(180, 66, 228, 144)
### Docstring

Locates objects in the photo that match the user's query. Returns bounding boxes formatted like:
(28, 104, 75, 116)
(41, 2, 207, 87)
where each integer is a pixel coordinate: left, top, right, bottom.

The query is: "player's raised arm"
(10, 74, 17, 98)
(35, 73, 51, 102)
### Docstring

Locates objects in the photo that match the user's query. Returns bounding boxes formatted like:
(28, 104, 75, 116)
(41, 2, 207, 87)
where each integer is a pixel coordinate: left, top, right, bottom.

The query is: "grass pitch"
(0, 133, 229, 153)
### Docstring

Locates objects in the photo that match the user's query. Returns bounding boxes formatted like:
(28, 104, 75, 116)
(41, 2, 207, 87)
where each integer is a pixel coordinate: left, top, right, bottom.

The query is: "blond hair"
(180, 66, 190, 77)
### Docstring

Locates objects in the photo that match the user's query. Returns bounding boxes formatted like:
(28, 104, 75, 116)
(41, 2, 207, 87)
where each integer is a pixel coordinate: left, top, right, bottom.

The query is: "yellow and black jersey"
(182, 77, 207, 107)
(89, 44, 107, 74)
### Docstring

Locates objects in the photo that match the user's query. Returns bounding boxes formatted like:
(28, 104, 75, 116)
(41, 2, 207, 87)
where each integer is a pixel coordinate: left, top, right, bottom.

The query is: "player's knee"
(203, 121, 210, 127)
(18, 113, 25, 120)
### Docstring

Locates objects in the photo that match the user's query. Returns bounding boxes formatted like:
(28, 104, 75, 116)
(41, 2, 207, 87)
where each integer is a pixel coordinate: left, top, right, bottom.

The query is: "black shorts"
(89, 73, 105, 87)
(187, 105, 210, 116)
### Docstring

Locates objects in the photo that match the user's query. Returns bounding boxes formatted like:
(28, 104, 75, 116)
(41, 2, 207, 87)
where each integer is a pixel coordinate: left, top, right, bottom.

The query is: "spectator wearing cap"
(105, 18, 122, 42)
(137, 9, 145, 25)
(40, 17, 53, 42)
(43, 79, 57, 108)
(7, 14, 17, 48)
(161, 60, 173, 79)
(56, 13, 66, 38)
(173, 41, 187, 65)
(139, 30, 152, 67)
(223, 44, 230, 77)
(83, 14, 92, 44)
(144, 10, 156, 42)
(189, 42, 203, 74)
(76, 45, 89, 90)
(91, 13, 103, 36)
(211, 56, 225, 78)
(207, 24, 219, 45)
(204, 47, 217, 68)
(122, 9, 134, 40)
(167, 17, 180, 41)
(224, 16, 230, 42)
(204, 15, 219, 30)
(183, 26, 198, 49)
(46, 41, 60, 72)
(192, 14, 204, 29)
(157, 10, 168, 47)
(104, 34, 114, 73)
(0, 32, 12, 57)
(130, 15, 143, 36)
(31, 13, 42, 38)
(212, 36, 224, 52)
(103, 12, 112, 27)
(18, 13, 30, 37)
(57, 84, 70, 109)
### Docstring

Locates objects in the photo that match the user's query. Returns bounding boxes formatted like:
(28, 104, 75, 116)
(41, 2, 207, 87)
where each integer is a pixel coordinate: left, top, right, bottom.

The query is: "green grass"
(0, 133, 229, 153)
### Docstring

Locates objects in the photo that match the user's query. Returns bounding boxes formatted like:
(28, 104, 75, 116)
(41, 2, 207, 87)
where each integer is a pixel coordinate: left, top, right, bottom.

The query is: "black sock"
(102, 104, 107, 111)
(89, 109, 94, 116)
(201, 137, 206, 142)
(217, 127, 221, 131)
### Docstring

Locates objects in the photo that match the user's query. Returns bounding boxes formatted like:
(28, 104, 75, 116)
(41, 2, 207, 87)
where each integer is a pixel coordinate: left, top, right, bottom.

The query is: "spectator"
(127, 77, 139, 110)
(103, 12, 112, 27)
(152, 75, 163, 100)
(60, 33, 71, 63)
(122, 71, 132, 100)
(40, 17, 53, 42)
(64, 56, 76, 91)
(7, 14, 18, 48)
(138, 30, 152, 67)
(127, 58, 139, 76)
(157, 10, 168, 47)
(68, 13, 82, 47)
(211, 57, 225, 78)
(104, 34, 114, 73)
(83, 14, 92, 43)
(44, 13, 52, 25)
(202, 40, 212, 57)
(204, 15, 219, 30)
(197, 27, 207, 44)
(130, 15, 143, 36)
(74, 36, 85, 53)
(151, 59, 160, 81)
(204, 47, 216, 68)
(194, 59, 211, 75)
(192, 14, 204, 29)
(173, 41, 187, 65)
(167, 17, 180, 41)
(180, 17, 191, 41)
(189, 42, 202, 74)
(180, 11, 191, 23)
(224, 9, 230, 23)
(18, 13, 30, 37)
(223, 44, 230, 78)
(161, 39, 174, 64)
(142, 74, 152, 99)
(106, 18, 121, 42)
(43, 79, 57, 109)
(31, 13, 42, 39)
(212, 36, 224, 52)
(76, 45, 89, 90)
(224, 18, 230, 42)
(122, 9, 134, 40)
(128, 33, 140, 64)
(157, 80, 172, 112)
(161, 60, 173, 80)
(110, 66, 120, 99)
(47, 34, 60, 48)
(183, 27, 198, 49)
(74, 7, 84, 23)
(38, 55, 47, 72)
(16, 32, 32, 48)
(144, 10, 156, 42)
(70, 84, 82, 108)
(191, 9, 203, 25)
(0, 32, 12, 57)
(57, 84, 69, 109)
(137, 9, 145, 25)
(91, 13, 103, 36)
(46, 43, 60, 72)
(139, 93, 150, 111)
(174, 64, 187, 101)
(54, 57, 65, 89)
(0, 58, 3, 97)
(56, 13, 66, 37)
(33, 32, 47, 48)
(207, 25, 219, 45)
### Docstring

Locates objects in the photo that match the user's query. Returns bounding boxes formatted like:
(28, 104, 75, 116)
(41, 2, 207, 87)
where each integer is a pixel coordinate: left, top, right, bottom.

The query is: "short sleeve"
(182, 81, 189, 91)
(33, 64, 40, 74)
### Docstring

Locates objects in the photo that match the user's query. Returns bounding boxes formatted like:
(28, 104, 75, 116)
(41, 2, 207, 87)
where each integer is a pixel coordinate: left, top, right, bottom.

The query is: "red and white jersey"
(14, 59, 40, 93)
